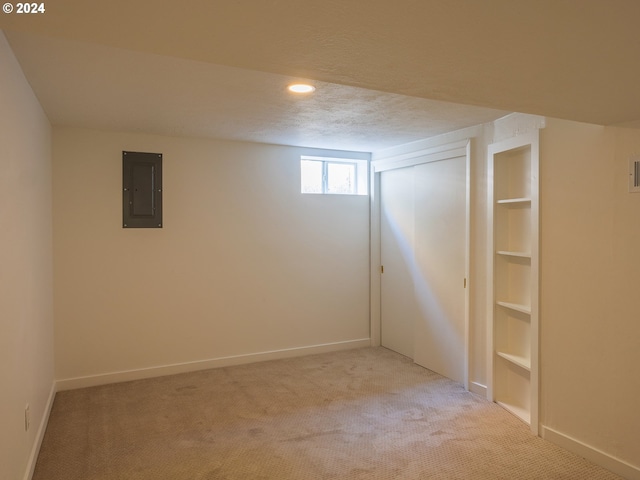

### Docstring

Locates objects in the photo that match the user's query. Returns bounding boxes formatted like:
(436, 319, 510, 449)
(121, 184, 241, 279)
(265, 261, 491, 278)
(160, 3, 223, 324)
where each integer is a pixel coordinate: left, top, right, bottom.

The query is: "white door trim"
(373, 139, 470, 173)
(370, 139, 471, 390)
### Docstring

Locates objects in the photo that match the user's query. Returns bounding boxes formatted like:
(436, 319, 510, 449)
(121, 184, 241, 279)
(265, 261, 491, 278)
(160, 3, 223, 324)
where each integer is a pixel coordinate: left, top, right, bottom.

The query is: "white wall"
(540, 118, 640, 471)
(0, 32, 54, 480)
(53, 128, 371, 385)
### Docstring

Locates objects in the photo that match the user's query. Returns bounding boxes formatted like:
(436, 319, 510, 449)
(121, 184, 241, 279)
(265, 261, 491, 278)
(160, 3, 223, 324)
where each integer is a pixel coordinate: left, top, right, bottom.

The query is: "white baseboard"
(541, 425, 640, 480)
(56, 338, 372, 391)
(24, 381, 56, 480)
(469, 381, 487, 397)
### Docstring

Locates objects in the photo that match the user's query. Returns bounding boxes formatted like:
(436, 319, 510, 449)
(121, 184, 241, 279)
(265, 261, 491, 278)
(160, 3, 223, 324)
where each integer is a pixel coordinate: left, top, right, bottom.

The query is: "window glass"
(301, 159, 323, 194)
(300, 156, 368, 195)
(327, 162, 356, 194)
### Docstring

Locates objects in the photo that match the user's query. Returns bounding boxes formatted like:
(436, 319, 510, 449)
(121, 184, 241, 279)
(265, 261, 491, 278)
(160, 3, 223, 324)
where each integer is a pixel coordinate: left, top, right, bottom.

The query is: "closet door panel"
(412, 156, 467, 383)
(380, 167, 416, 359)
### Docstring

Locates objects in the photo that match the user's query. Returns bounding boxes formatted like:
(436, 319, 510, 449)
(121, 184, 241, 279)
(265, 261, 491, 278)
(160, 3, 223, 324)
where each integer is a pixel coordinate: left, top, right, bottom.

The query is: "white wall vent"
(629, 156, 640, 193)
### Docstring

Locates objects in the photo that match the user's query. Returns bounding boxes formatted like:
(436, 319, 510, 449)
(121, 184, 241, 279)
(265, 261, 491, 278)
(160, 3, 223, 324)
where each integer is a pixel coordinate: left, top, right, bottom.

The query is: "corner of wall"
(22, 382, 57, 480)
(0, 30, 55, 480)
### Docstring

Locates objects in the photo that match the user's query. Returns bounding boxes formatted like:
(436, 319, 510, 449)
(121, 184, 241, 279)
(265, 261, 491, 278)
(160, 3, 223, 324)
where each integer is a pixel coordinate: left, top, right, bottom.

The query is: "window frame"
(300, 155, 368, 196)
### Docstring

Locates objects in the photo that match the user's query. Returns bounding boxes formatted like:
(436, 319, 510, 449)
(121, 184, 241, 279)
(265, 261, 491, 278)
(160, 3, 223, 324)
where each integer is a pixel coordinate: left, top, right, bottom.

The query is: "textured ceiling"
(2, 32, 508, 152)
(2, 0, 639, 150)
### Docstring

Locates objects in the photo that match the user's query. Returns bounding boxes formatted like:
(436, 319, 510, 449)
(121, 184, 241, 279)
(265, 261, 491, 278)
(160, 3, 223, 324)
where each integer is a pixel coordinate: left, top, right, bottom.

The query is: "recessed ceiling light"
(287, 84, 316, 94)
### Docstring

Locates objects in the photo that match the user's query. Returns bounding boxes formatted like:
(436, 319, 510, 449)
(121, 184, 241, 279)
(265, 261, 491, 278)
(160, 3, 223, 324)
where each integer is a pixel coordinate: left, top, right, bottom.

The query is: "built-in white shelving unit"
(488, 132, 539, 434)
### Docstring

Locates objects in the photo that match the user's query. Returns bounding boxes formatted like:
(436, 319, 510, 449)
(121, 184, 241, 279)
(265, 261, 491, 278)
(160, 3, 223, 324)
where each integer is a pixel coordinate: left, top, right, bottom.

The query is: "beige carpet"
(33, 347, 622, 479)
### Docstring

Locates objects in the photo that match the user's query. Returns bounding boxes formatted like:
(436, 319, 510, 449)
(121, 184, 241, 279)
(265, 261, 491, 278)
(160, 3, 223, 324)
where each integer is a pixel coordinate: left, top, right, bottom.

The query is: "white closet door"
(380, 167, 416, 359)
(412, 156, 467, 384)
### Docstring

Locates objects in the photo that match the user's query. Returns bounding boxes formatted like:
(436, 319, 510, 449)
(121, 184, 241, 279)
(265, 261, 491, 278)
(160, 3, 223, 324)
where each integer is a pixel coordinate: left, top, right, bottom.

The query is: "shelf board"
(496, 351, 531, 371)
(496, 400, 531, 425)
(496, 301, 531, 315)
(496, 197, 531, 205)
(496, 250, 531, 258)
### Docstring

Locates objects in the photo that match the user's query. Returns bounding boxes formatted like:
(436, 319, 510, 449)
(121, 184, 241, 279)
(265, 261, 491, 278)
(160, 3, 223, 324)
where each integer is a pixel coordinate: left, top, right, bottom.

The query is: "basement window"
(301, 156, 368, 195)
